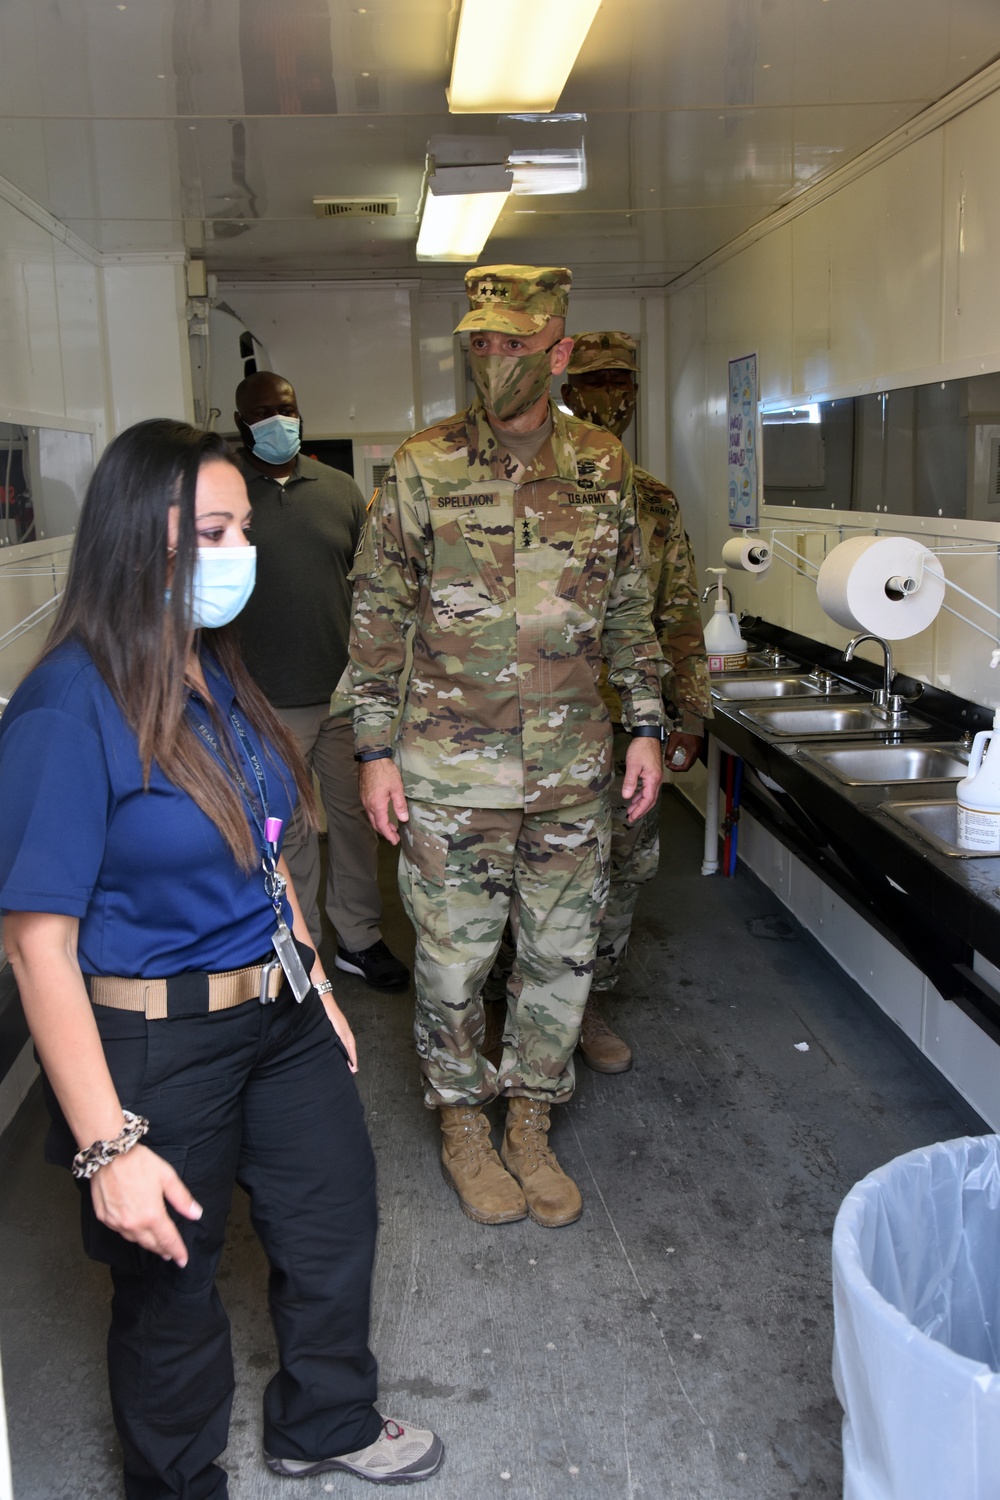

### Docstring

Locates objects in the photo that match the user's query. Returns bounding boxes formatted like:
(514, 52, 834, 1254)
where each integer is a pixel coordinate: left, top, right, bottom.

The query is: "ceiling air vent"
(312, 197, 398, 219)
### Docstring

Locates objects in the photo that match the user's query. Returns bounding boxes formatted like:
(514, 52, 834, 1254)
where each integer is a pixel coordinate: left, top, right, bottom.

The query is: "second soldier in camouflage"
(562, 330, 711, 1071)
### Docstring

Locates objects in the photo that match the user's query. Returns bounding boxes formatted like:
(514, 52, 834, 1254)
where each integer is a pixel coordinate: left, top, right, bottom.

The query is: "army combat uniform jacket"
(600, 468, 712, 735)
(345, 399, 665, 813)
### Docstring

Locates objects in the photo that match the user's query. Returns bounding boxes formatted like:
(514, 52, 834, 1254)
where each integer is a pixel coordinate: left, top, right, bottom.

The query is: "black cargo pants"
(45, 981, 381, 1500)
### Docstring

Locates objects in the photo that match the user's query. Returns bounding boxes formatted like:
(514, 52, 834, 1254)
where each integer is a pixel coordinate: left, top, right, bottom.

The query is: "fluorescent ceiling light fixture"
(448, 0, 601, 114)
(416, 164, 512, 262)
(509, 145, 586, 196)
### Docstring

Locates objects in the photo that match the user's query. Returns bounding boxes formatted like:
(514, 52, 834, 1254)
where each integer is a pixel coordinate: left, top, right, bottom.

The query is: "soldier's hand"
(665, 731, 702, 774)
(622, 737, 663, 823)
(358, 757, 409, 845)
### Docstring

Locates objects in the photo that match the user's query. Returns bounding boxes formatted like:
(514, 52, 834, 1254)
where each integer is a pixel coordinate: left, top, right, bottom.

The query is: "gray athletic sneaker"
(265, 1417, 444, 1485)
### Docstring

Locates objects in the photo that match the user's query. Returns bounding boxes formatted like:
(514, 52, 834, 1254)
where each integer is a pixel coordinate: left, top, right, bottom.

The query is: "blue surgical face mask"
(186, 546, 257, 629)
(248, 414, 301, 465)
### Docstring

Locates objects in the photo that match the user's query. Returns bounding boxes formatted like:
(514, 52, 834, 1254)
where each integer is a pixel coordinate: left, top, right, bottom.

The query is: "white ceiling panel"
(0, 0, 996, 283)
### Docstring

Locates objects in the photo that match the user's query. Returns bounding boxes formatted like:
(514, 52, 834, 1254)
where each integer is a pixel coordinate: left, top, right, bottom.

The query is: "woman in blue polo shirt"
(0, 420, 442, 1499)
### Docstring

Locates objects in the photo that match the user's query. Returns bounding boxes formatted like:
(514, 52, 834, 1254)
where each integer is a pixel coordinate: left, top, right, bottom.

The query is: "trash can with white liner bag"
(832, 1135, 1000, 1500)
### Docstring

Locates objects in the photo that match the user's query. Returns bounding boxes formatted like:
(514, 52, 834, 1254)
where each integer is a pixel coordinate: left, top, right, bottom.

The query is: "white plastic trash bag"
(832, 1135, 1000, 1500)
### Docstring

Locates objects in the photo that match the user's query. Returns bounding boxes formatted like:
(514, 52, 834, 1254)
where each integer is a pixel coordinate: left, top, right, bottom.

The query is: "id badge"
(272, 918, 312, 1002)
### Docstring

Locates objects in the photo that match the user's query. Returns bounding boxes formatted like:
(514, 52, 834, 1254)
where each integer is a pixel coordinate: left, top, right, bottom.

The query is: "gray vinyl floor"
(0, 792, 979, 1500)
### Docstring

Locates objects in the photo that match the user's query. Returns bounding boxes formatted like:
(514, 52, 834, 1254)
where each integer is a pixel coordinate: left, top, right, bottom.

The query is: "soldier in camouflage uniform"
(341, 267, 665, 1229)
(561, 331, 711, 1071)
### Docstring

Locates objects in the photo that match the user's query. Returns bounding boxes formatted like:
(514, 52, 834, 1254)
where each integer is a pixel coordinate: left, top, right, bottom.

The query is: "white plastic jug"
(957, 709, 1000, 852)
(704, 567, 747, 673)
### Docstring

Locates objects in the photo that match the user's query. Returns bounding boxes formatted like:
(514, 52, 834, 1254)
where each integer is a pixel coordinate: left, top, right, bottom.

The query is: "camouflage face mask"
(470, 344, 558, 422)
(563, 383, 636, 439)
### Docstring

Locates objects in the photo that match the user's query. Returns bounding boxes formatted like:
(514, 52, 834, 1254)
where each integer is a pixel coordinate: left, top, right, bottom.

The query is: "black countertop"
(708, 622, 1000, 1044)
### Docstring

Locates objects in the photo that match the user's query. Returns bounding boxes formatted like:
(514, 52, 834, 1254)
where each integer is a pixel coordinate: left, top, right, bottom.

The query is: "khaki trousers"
(277, 707, 381, 952)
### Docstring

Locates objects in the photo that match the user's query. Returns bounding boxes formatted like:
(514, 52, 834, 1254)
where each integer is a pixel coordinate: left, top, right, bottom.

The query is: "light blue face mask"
(186, 546, 257, 629)
(248, 414, 301, 465)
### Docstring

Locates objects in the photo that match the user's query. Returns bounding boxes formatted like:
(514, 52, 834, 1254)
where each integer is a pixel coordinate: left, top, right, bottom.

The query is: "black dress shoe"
(334, 939, 409, 990)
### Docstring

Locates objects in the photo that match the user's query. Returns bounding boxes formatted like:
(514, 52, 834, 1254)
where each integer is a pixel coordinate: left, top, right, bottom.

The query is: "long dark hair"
(43, 418, 316, 869)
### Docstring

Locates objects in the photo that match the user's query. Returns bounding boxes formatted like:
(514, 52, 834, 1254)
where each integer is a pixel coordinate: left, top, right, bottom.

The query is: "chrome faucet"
(843, 632, 893, 702)
(842, 632, 907, 720)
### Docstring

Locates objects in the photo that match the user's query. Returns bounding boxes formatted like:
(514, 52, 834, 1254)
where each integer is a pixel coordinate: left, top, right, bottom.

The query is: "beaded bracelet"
(314, 979, 334, 997)
(71, 1110, 150, 1181)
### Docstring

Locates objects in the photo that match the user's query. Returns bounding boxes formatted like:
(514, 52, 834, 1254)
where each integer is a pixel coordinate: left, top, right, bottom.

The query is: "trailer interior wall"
(667, 82, 1000, 1128)
(0, 181, 194, 1132)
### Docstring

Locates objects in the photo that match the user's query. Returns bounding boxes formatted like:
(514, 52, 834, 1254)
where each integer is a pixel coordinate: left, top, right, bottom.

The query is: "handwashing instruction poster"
(728, 352, 758, 528)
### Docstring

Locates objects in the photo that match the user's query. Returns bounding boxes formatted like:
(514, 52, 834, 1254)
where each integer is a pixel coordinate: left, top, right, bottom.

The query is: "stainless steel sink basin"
(797, 741, 969, 785)
(711, 673, 852, 702)
(738, 702, 930, 737)
(880, 799, 999, 858)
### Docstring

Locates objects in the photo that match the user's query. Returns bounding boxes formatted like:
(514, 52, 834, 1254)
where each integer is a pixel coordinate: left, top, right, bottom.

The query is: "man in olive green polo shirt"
(234, 370, 408, 990)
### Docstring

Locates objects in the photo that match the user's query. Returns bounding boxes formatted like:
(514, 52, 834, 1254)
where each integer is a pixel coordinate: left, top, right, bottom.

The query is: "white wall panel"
(0, 201, 63, 417)
(706, 228, 795, 404)
(53, 248, 108, 448)
(791, 133, 943, 396)
(923, 981, 1000, 1129)
(667, 282, 711, 573)
(738, 810, 790, 904)
(218, 284, 417, 439)
(786, 855, 824, 940)
(942, 89, 1000, 365)
(102, 259, 192, 434)
(670, 84, 1000, 711)
(414, 294, 463, 430)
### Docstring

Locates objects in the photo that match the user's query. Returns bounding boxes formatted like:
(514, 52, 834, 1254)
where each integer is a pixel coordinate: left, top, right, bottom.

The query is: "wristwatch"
(630, 725, 665, 740)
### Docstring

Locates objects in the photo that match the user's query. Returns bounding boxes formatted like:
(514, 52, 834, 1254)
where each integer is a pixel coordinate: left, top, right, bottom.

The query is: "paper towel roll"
(816, 535, 944, 639)
(722, 536, 772, 573)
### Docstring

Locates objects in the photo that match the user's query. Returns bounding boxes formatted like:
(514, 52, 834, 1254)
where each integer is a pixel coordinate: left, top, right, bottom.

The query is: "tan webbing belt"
(89, 960, 283, 1020)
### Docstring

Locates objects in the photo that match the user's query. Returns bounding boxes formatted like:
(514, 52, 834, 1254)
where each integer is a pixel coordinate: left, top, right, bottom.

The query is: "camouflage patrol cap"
(566, 331, 639, 375)
(455, 265, 572, 336)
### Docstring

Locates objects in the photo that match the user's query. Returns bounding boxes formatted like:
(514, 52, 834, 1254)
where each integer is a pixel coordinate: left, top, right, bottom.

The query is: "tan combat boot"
(577, 995, 633, 1073)
(501, 1097, 583, 1227)
(439, 1104, 527, 1224)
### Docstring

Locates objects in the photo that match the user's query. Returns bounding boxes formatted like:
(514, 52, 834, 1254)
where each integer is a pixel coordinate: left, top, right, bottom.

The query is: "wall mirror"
(761, 373, 1000, 522)
(0, 422, 95, 545)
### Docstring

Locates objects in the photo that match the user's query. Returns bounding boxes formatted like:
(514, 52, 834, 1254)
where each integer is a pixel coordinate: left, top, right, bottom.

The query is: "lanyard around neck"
(189, 700, 286, 915)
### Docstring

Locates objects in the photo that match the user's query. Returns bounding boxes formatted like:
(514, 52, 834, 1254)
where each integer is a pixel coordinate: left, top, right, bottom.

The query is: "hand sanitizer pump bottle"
(703, 568, 747, 673)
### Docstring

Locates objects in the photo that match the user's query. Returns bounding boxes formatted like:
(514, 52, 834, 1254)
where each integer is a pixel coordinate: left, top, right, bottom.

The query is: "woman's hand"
(90, 1145, 203, 1266)
(3, 911, 201, 1265)
(320, 994, 358, 1073)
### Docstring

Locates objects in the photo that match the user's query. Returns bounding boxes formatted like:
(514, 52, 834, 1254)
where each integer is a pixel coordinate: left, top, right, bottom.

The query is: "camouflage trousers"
(484, 732, 660, 1002)
(591, 728, 661, 992)
(397, 798, 610, 1109)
